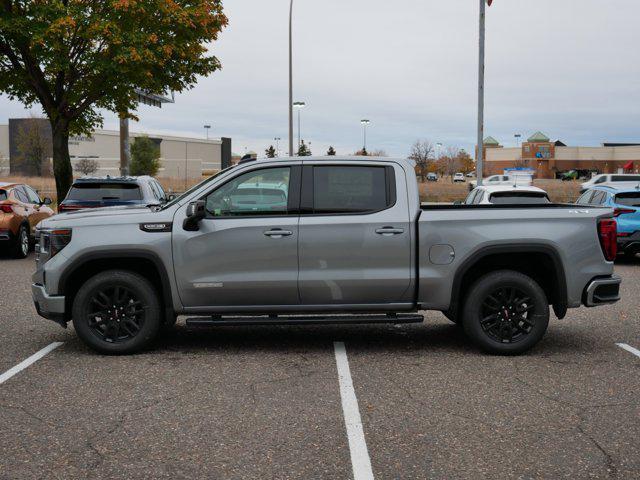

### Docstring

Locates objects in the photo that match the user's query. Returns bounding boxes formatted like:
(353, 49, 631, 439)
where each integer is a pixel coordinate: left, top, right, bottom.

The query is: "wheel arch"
(448, 244, 568, 321)
(59, 251, 174, 322)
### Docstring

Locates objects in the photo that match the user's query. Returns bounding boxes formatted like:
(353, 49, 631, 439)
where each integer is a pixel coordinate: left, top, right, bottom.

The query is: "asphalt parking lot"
(1, 254, 639, 480)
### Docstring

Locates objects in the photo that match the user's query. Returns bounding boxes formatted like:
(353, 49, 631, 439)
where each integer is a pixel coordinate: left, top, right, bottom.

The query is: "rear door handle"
(264, 229, 293, 238)
(375, 227, 405, 236)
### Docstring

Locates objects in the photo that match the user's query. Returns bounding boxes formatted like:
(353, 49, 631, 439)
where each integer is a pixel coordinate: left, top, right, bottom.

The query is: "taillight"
(0, 204, 12, 213)
(598, 218, 617, 261)
(613, 208, 635, 217)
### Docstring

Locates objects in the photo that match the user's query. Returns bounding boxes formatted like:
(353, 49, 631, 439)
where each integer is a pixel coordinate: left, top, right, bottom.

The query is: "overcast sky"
(1, 0, 639, 157)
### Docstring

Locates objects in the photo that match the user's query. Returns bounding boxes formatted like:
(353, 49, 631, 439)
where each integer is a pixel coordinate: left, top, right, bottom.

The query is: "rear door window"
(12, 187, 29, 203)
(576, 191, 594, 205)
(612, 175, 640, 182)
(489, 192, 550, 204)
(590, 190, 606, 205)
(473, 191, 484, 204)
(615, 192, 640, 207)
(464, 190, 478, 205)
(67, 183, 142, 201)
(311, 165, 392, 214)
(23, 185, 41, 204)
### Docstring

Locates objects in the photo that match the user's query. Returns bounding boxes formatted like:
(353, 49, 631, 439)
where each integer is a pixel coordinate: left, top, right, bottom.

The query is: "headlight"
(39, 229, 72, 259)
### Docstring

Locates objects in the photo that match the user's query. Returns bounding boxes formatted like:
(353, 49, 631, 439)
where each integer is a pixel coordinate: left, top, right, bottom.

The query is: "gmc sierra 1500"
(32, 157, 621, 355)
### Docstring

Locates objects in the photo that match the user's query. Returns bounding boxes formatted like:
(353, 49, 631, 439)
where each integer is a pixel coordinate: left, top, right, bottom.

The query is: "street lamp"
(288, 0, 294, 156)
(274, 137, 281, 156)
(514, 133, 521, 147)
(360, 119, 370, 152)
(293, 101, 306, 151)
(204, 124, 211, 140)
(476, 0, 493, 186)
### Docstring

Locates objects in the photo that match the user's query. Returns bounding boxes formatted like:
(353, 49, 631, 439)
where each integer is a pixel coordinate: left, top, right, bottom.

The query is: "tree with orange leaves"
(0, 0, 227, 199)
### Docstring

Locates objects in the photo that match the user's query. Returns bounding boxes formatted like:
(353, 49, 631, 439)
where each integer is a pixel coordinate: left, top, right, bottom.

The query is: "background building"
(480, 132, 640, 178)
(0, 118, 232, 178)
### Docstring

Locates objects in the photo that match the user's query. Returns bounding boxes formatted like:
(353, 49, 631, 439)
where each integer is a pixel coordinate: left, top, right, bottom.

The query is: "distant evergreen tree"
(265, 145, 276, 158)
(327, 146, 336, 156)
(130, 136, 161, 176)
(297, 139, 312, 156)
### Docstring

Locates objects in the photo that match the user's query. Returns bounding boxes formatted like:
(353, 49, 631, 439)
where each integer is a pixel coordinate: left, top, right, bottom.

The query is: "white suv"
(580, 174, 640, 193)
(453, 173, 465, 182)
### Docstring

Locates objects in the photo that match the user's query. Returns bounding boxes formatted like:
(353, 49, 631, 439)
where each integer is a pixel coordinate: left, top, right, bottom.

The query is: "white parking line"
(0, 342, 64, 385)
(616, 343, 640, 359)
(334, 341, 374, 480)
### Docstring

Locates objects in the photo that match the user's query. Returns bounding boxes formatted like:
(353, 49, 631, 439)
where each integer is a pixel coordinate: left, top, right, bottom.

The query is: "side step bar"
(185, 313, 424, 327)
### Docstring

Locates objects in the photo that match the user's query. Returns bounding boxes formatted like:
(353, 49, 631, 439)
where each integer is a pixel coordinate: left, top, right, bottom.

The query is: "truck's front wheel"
(72, 270, 161, 354)
(462, 270, 549, 355)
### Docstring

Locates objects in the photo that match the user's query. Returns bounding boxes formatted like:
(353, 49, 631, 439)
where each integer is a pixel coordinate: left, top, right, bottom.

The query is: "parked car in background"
(0, 182, 54, 258)
(577, 185, 640, 255)
(453, 172, 465, 182)
(58, 176, 169, 213)
(465, 172, 475, 178)
(580, 173, 640, 193)
(426, 172, 438, 182)
(469, 173, 533, 190)
(463, 185, 551, 205)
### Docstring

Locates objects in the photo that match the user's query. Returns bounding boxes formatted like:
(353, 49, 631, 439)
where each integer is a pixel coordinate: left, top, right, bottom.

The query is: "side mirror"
(167, 194, 176, 202)
(41, 197, 52, 206)
(183, 200, 206, 231)
(453, 200, 463, 206)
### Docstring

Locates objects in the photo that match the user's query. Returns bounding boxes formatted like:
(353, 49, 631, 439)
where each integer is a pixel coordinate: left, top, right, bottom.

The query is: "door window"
(311, 165, 392, 214)
(473, 191, 484, 204)
(205, 167, 291, 217)
(23, 185, 41, 204)
(464, 190, 478, 205)
(12, 188, 28, 203)
(590, 190, 606, 205)
(576, 191, 594, 205)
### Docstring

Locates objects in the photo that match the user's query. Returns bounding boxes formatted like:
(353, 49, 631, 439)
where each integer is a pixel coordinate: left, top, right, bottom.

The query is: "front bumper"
(583, 275, 621, 307)
(32, 283, 66, 326)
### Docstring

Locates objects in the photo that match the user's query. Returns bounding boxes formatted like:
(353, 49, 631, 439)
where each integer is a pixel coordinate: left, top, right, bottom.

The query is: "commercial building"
(480, 132, 640, 178)
(0, 118, 232, 178)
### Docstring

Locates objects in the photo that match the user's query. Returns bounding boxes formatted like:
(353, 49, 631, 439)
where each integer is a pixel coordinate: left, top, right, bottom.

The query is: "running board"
(185, 313, 424, 327)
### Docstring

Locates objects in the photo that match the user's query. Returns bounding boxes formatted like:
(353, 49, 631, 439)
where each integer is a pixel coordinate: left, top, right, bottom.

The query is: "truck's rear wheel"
(72, 270, 161, 354)
(462, 270, 549, 355)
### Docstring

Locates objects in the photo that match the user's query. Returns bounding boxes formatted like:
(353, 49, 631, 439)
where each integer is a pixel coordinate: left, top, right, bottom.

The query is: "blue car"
(58, 176, 170, 213)
(576, 185, 640, 255)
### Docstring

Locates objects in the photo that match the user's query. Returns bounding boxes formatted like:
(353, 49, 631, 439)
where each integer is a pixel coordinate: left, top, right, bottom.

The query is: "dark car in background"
(58, 176, 169, 213)
(0, 182, 54, 258)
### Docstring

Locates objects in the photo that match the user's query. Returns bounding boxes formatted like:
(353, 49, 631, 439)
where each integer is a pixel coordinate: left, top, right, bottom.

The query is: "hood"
(38, 204, 168, 229)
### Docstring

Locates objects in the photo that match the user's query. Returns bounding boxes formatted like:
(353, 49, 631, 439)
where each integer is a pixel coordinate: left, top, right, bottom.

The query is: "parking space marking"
(0, 342, 64, 385)
(616, 343, 640, 359)
(334, 341, 374, 480)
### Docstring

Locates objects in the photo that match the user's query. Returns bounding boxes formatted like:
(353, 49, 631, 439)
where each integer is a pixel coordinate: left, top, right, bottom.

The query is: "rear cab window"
(67, 183, 142, 201)
(0, 190, 6, 201)
(489, 192, 550, 204)
(308, 165, 395, 214)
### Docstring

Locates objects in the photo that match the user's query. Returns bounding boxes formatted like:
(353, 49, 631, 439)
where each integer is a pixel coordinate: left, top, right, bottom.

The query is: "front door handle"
(375, 227, 405, 236)
(264, 229, 293, 238)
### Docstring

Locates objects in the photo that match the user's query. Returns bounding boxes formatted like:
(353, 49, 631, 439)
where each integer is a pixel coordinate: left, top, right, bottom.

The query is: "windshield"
(489, 192, 550, 204)
(160, 166, 235, 210)
(615, 192, 640, 207)
(67, 183, 141, 201)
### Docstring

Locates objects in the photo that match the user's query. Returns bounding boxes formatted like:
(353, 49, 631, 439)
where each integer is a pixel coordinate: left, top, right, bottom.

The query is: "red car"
(0, 182, 54, 258)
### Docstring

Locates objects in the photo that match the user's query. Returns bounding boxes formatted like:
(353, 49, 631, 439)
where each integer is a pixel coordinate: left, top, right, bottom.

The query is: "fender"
(58, 249, 176, 315)
(448, 243, 568, 319)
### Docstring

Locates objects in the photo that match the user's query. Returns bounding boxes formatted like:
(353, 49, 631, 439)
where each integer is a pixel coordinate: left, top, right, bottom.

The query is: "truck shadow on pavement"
(60, 317, 602, 358)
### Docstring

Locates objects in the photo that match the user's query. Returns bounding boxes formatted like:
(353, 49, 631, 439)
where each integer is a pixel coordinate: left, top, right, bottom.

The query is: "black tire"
(11, 224, 29, 259)
(462, 270, 549, 355)
(72, 270, 161, 354)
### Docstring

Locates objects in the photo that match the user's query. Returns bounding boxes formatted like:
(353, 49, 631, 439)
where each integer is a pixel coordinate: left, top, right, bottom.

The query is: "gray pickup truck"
(32, 157, 621, 355)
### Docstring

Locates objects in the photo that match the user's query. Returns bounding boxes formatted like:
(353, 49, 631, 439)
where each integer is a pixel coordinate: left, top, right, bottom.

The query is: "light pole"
(288, 0, 294, 156)
(514, 133, 521, 147)
(204, 124, 211, 140)
(293, 101, 306, 151)
(274, 137, 281, 156)
(476, 0, 492, 186)
(360, 119, 370, 152)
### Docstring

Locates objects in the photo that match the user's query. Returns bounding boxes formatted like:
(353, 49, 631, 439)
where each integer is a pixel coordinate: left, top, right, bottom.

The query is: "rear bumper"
(618, 231, 640, 253)
(31, 283, 66, 325)
(583, 275, 621, 307)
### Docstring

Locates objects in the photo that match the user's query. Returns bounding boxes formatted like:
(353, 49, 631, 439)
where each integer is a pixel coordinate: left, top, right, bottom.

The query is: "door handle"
(264, 229, 293, 238)
(375, 227, 404, 236)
